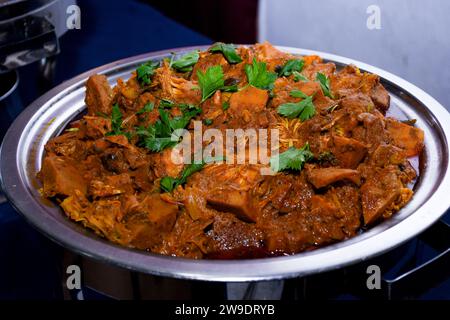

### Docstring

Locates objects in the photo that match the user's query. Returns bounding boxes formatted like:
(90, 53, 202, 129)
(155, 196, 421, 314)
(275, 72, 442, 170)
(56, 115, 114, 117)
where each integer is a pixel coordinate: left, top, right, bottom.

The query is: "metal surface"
(1, 46, 450, 282)
(0, 0, 77, 73)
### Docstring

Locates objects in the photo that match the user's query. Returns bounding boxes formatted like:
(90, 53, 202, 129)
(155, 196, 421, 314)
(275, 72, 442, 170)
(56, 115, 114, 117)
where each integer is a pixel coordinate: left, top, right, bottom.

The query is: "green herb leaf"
(136, 102, 201, 152)
(316, 72, 334, 98)
(293, 71, 309, 82)
(245, 58, 277, 90)
(204, 119, 213, 125)
(160, 157, 223, 192)
(106, 104, 132, 139)
(160, 176, 178, 193)
(277, 95, 316, 121)
(209, 42, 243, 64)
(136, 61, 159, 86)
(159, 99, 175, 108)
(222, 101, 230, 111)
(221, 84, 238, 92)
(136, 102, 154, 115)
(278, 59, 304, 77)
(110, 103, 123, 133)
(197, 65, 225, 102)
(270, 143, 313, 172)
(170, 51, 200, 72)
(160, 162, 205, 192)
(290, 89, 309, 99)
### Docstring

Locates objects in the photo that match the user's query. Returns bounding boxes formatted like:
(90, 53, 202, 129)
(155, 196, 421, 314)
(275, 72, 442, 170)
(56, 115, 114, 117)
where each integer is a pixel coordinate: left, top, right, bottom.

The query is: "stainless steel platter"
(1, 46, 450, 282)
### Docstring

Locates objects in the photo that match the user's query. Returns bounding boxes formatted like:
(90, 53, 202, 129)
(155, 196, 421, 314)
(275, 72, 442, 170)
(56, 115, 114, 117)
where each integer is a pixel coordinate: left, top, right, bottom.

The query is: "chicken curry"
(38, 43, 424, 259)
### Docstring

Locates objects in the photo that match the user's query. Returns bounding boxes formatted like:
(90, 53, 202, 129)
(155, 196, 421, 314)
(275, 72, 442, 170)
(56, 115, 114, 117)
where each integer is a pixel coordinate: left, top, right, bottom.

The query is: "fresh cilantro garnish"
(245, 58, 277, 90)
(196, 66, 237, 102)
(277, 90, 316, 121)
(136, 102, 154, 115)
(278, 59, 304, 77)
(136, 104, 201, 152)
(160, 156, 224, 192)
(159, 99, 175, 108)
(222, 101, 230, 111)
(160, 162, 205, 193)
(110, 103, 122, 133)
(178, 103, 202, 112)
(136, 61, 159, 86)
(293, 71, 309, 82)
(197, 65, 224, 102)
(316, 72, 334, 98)
(209, 42, 242, 64)
(270, 143, 313, 172)
(106, 104, 132, 139)
(290, 89, 309, 99)
(203, 119, 213, 125)
(170, 51, 200, 72)
(221, 84, 238, 92)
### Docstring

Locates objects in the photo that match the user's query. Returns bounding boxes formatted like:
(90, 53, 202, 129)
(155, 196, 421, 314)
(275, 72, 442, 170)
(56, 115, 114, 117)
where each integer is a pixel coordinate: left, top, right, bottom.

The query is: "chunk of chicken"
(306, 166, 361, 188)
(386, 119, 424, 157)
(40, 155, 87, 197)
(85, 75, 113, 116)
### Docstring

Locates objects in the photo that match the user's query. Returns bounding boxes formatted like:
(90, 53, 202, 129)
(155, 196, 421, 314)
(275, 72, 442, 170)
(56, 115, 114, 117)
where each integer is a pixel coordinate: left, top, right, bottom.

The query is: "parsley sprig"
(245, 58, 277, 90)
(136, 104, 201, 152)
(136, 102, 154, 115)
(209, 42, 242, 64)
(160, 162, 205, 193)
(293, 71, 309, 82)
(136, 61, 159, 86)
(170, 51, 200, 72)
(197, 65, 237, 103)
(316, 72, 334, 98)
(160, 156, 224, 192)
(270, 143, 313, 172)
(278, 59, 304, 77)
(106, 104, 132, 139)
(277, 89, 316, 121)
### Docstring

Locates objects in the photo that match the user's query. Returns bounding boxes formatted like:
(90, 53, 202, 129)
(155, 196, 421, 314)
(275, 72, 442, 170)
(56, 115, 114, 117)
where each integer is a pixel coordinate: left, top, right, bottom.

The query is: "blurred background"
(0, 0, 448, 299)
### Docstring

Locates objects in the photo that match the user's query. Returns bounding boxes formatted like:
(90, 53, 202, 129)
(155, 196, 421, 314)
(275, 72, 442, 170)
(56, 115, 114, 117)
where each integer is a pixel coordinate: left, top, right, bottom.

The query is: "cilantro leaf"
(106, 104, 132, 139)
(209, 42, 243, 64)
(270, 143, 313, 172)
(277, 90, 316, 121)
(245, 58, 277, 90)
(316, 72, 334, 98)
(136, 102, 154, 115)
(197, 65, 225, 102)
(290, 89, 309, 99)
(160, 157, 222, 192)
(170, 50, 200, 72)
(110, 103, 123, 134)
(293, 71, 309, 82)
(278, 96, 316, 121)
(136, 61, 159, 86)
(136, 103, 201, 152)
(159, 99, 175, 108)
(222, 101, 230, 111)
(160, 176, 177, 193)
(278, 59, 304, 77)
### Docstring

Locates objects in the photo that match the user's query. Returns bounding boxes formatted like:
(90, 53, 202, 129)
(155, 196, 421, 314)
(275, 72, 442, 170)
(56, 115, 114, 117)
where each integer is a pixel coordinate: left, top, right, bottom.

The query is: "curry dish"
(38, 43, 424, 259)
